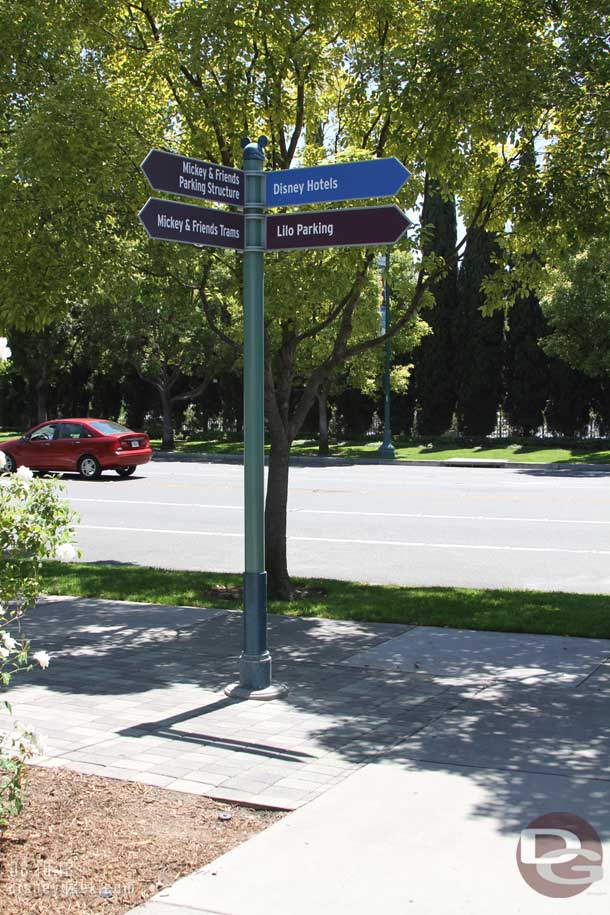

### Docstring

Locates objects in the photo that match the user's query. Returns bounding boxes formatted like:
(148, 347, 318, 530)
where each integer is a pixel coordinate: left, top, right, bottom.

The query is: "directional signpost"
(141, 149, 244, 207)
(139, 140, 411, 701)
(267, 205, 410, 251)
(266, 157, 410, 208)
(138, 198, 244, 249)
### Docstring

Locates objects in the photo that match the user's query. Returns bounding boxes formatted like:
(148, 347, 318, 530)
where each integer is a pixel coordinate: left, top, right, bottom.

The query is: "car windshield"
(89, 421, 133, 435)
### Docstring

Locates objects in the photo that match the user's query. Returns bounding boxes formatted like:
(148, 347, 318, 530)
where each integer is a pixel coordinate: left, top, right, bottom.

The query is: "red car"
(0, 419, 152, 480)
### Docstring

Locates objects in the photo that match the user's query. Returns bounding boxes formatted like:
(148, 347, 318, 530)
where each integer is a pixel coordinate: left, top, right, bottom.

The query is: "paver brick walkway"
(4, 595, 610, 915)
(1, 597, 462, 809)
(3, 597, 609, 813)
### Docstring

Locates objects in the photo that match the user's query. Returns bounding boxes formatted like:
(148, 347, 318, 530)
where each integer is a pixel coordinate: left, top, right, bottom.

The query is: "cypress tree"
(592, 380, 610, 437)
(455, 227, 504, 436)
(502, 138, 551, 436)
(123, 369, 156, 431)
(414, 176, 458, 435)
(545, 358, 595, 437)
(391, 356, 417, 436)
(503, 288, 550, 435)
(334, 388, 377, 439)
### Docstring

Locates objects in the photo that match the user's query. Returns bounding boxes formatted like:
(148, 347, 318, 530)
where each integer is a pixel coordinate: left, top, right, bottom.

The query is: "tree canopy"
(541, 239, 610, 379)
(1, 0, 608, 594)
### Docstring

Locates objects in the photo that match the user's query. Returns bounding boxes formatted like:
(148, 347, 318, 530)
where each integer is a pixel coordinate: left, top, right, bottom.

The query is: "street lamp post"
(377, 252, 395, 459)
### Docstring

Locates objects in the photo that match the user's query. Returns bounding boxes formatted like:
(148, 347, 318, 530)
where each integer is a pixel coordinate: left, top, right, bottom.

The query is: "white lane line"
(293, 537, 610, 556)
(72, 498, 241, 510)
(71, 498, 610, 526)
(80, 525, 241, 538)
(296, 509, 610, 526)
(77, 525, 610, 556)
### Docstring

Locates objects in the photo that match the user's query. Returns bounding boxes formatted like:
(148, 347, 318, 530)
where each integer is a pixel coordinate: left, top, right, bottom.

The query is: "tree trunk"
(36, 376, 48, 424)
(159, 386, 175, 450)
(317, 387, 329, 456)
(265, 425, 293, 600)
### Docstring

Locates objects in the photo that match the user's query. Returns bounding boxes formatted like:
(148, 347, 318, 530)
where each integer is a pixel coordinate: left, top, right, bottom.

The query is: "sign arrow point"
(139, 149, 244, 207)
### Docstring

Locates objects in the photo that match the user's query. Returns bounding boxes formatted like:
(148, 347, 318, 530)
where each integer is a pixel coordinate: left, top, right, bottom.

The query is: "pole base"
(238, 649, 272, 690)
(225, 649, 288, 700)
(224, 681, 288, 701)
(377, 442, 395, 458)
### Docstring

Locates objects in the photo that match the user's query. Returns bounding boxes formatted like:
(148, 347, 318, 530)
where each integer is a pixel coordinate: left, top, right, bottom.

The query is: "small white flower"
(27, 731, 46, 757)
(0, 451, 6, 470)
(0, 646, 9, 660)
(1, 632, 17, 651)
(32, 650, 50, 669)
(55, 543, 77, 562)
(16, 465, 33, 482)
(0, 337, 11, 362)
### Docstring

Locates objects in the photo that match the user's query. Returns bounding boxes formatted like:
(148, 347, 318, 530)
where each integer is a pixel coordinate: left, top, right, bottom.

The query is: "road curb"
(151, 452, 610, 472)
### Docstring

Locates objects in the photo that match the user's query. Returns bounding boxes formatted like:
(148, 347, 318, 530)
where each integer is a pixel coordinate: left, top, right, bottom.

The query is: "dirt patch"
(204, 584, 328, 603)
(203, 584, 243, 603)
(0, 765, 283, 914)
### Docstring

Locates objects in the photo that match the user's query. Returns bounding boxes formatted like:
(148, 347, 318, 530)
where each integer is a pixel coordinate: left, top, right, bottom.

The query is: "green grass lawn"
(148, 435, 610, 464)
(41, 561, 610, 640)
(3, 428, 609, 463)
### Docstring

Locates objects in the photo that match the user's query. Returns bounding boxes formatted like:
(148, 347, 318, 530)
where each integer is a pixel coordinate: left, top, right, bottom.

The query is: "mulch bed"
(0, 766, 283, 914)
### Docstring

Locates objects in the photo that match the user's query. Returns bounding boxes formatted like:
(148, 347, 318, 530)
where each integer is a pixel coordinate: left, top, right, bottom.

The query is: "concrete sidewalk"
(133, 758, 610, 915)
(131, 661, 610, 914)
(4, 596, 610, 913)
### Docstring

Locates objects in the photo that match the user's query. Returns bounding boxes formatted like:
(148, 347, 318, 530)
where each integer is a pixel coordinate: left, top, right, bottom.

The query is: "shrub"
(0, 455, 78, 827)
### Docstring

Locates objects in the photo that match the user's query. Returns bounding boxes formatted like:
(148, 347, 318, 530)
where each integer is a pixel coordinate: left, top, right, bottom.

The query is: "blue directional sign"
(266, 157, 411, 208)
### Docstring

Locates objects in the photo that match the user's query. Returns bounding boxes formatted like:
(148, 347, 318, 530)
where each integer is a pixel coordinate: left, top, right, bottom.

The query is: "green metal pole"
(378, 251, 395, 458)
(226, 136, 285, 700)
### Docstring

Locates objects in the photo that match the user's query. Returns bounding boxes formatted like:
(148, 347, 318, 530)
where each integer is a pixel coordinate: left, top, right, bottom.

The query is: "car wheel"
(78, 454, 102, 480)
(116, 465, 136, 478)
(2, 452, 16, 473)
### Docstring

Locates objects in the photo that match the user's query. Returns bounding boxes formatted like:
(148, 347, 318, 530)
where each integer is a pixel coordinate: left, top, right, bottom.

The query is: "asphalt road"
(58, 459, 610, 594)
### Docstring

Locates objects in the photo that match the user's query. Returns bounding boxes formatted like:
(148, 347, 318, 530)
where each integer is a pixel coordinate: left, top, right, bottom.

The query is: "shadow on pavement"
(10, 596, 610, 832)
(515, 465, 610, 477)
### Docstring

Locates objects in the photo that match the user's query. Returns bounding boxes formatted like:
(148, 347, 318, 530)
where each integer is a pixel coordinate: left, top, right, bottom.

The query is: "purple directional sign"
(138, 198, 244, 249)
(140, 149, 244, 207)
(267, 205, 410, 251)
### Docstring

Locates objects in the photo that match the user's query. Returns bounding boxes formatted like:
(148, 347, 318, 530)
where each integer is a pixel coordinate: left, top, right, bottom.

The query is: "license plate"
(130, 440, 139, 448)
